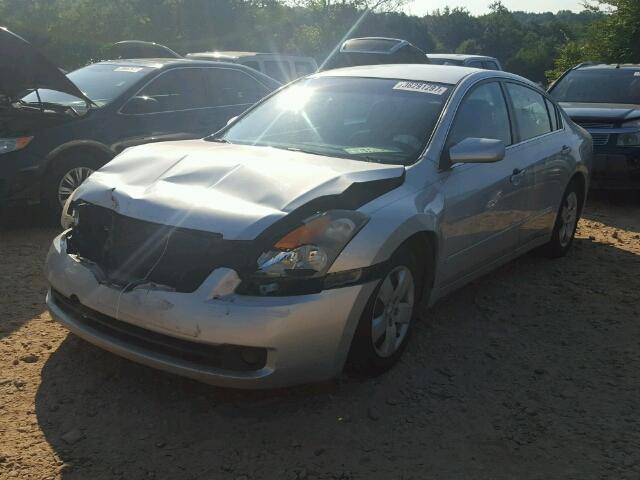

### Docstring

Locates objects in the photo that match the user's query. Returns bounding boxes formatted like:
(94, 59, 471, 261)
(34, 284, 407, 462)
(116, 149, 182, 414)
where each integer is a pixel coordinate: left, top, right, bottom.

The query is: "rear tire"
(540, 180, 582, 258)
(42, 151, 108, 224)
(347, 247, 422, 376)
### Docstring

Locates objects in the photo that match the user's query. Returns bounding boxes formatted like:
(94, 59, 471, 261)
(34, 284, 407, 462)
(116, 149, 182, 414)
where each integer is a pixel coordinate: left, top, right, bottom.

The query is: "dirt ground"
(1, 193, 639, 480)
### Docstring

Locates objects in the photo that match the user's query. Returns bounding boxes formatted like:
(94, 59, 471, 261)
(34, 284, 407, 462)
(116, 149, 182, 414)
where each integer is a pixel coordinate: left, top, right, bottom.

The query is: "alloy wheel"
(57, 166, 94, 206)
(558, 191, 578, 247)
(371, 265, 415, 358)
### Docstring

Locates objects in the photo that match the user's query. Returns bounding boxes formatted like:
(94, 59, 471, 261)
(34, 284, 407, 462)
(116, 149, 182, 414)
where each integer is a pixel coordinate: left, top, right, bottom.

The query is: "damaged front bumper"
(45, 232, 377, 388)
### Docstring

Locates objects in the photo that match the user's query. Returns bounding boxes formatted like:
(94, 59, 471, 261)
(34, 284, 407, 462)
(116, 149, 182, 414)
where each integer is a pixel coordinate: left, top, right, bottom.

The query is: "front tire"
(541, 180, 582, 258)
(42, 151, 107, 223)
(347, 248, 422, 375)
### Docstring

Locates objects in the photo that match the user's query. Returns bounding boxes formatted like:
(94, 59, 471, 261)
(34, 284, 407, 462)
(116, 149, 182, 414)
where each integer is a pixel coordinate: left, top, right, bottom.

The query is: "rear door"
(203, 67, 272, 132)
(116, 67, 212, 148)
(503, 82, 565, 244)
(439, 81, 530, 286)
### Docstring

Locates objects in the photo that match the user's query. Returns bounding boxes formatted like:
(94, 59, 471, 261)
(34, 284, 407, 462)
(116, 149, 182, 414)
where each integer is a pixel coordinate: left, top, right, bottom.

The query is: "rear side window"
(545, 98, 559, 130)
(264, 61, 292, 83)
(506, 83, 552, 141)
(295, 61, 315, 77)
(205, 68, 269, 106)
(467, 60, 483, 69)
(137, 68, 207, 112)
(447, 82, 512, 148)
(482, 61, 499, 70)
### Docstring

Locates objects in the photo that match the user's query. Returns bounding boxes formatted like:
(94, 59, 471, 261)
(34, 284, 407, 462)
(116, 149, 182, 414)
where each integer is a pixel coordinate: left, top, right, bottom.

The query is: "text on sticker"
(393, 81, 448, 95)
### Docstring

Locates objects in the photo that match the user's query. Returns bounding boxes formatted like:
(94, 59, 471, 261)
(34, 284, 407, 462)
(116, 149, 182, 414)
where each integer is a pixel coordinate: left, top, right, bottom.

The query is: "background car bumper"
(0, 149, 42, 206)
(591, 151, 640, 189)
(44, 232, 377, 389)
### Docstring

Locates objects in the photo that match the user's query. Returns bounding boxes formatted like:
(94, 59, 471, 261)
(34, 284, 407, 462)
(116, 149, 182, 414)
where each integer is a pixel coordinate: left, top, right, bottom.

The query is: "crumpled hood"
(74, 140, 405, 240)
(560, 102, 640, 124)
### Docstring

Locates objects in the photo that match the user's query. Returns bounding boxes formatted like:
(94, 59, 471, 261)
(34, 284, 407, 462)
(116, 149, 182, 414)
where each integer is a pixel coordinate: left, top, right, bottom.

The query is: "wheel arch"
(41, 141, 115, 197)
(396, 231, 437, 304)
(569, 170, 587, 215)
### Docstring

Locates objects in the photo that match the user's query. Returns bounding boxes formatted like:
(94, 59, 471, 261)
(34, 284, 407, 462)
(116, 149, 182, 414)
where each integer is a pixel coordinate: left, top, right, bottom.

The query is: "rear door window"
(137, 68, 207, 112)
(505, 83, 552, 141)
(264, 61, 292, 83)
(482, 61, 499, 70)
(295, 61, 315, 77)
(241, 60, 260, 71)
(467, 60, 483, 69)
(205, 68, 269, 106)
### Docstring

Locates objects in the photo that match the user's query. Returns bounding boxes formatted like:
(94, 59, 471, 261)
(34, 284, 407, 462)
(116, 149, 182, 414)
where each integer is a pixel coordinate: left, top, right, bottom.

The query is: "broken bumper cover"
(45, 232, 376, 389)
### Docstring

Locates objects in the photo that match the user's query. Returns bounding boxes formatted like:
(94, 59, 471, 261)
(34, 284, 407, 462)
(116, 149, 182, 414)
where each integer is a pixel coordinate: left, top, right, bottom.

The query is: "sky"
(403, 0, 586, 16)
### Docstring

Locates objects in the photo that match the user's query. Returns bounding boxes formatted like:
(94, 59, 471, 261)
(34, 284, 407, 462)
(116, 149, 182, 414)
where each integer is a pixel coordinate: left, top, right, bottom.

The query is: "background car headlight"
(617, 133, 640, 146)
(256, 210, 369, 278)
(0, 136, 33, 155)
(617, 119, 640, 146)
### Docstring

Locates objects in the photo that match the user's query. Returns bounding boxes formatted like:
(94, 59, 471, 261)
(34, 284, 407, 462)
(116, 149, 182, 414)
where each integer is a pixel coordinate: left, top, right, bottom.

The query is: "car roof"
(186, 51, 315, 61)
(340, 37, 413, 54)
(93, 58, 251, 69)
(428, 54, 496, 61)
(314, 63, 483, 84)
(575, 63, 640, 70)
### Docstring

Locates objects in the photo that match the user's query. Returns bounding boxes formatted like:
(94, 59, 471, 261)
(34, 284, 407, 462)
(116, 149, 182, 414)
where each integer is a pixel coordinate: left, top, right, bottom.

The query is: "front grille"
(591, 133, 611, 146)
(576, 122, 614, 129)
(52, 289, 267, 372)
(67, 203, 255, 292)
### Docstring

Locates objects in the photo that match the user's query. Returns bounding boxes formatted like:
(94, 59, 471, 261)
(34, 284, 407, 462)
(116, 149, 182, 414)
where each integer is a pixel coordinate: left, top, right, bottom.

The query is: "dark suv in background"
(319, 37, 429, 71)
(0, 28, 279, 217)
(549, 63, 640, 189)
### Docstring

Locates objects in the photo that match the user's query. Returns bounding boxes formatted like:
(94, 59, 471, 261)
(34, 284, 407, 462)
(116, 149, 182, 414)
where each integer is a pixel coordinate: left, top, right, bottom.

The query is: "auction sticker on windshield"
(393, 81, 448, 95)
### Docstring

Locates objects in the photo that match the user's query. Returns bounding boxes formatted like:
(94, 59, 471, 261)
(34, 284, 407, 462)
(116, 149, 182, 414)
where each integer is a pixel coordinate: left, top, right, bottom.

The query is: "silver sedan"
(44, 64, 592, 388)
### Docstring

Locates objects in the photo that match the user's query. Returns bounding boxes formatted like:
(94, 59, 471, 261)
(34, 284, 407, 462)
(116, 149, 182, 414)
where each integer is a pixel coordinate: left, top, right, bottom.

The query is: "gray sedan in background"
(44, 64, 592, 388)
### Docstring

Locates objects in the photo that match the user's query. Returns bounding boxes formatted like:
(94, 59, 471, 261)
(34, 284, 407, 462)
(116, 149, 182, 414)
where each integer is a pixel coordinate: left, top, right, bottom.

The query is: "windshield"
(550, 69, 640, 104)
(21, 63, 153, 107)
(215, 76, 452, 165)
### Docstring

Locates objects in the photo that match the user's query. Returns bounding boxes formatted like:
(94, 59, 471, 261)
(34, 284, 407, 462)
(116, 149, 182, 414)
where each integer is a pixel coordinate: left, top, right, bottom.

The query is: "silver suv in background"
(428, 54, 503, 71)
(186, 51, 317, 83)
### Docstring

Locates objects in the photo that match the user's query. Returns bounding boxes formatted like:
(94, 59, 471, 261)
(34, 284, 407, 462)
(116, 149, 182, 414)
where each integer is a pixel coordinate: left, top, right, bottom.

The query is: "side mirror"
(448, 137, 505, 164)
(122, 96, 160, 115)
(226, 116, 239, 126)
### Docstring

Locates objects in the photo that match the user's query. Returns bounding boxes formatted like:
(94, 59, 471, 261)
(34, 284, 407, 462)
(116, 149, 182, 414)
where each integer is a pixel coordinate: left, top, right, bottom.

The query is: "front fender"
(329, 186, 444, 273)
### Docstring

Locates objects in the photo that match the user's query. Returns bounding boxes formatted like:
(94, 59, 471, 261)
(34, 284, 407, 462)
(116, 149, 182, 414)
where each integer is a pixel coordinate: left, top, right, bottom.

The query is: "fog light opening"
(241, 347, 264, 366)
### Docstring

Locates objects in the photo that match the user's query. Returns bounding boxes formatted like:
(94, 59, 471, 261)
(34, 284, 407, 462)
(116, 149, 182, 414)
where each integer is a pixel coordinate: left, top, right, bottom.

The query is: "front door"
(438, 81, 529, 286)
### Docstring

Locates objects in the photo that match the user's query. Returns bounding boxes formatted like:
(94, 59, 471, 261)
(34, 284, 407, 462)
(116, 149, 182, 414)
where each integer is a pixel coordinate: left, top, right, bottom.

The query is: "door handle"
(561, 145, 572, 154)
(510, 168, 526, 185)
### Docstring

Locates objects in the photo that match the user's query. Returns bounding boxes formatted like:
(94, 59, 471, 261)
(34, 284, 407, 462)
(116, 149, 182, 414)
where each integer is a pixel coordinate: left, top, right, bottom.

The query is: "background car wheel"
(540, 180, 582, 258)
(42, 151, 107, 223)
(347, 247, 423, 376)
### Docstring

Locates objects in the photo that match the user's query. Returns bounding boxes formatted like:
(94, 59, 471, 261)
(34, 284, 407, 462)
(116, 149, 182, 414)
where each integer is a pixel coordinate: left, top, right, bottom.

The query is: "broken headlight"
(256, 210, 368, 279)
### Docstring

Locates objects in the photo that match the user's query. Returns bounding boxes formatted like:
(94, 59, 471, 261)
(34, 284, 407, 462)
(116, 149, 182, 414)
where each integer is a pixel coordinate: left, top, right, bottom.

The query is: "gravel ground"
(1, 193, 639, 480)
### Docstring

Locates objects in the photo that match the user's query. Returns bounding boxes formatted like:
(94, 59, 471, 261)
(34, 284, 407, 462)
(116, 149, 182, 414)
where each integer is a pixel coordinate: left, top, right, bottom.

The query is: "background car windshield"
(550, 69, 640, 104)
(219, 76, 452, 165)
(21, 63, 152, 107)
